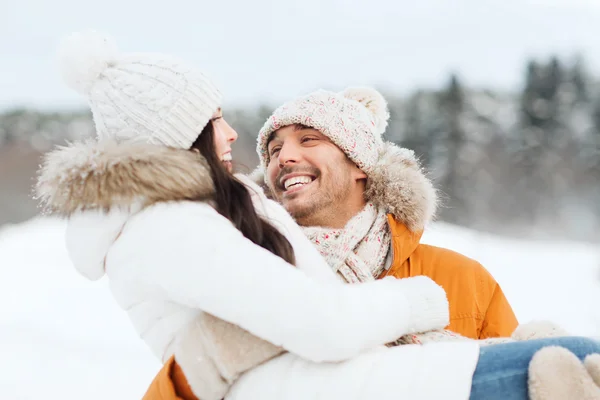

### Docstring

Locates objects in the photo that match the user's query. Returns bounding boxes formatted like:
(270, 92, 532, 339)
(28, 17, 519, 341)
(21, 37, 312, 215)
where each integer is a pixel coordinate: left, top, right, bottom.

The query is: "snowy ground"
(1, 217, 599, 399)
(0, 218, 159, 399)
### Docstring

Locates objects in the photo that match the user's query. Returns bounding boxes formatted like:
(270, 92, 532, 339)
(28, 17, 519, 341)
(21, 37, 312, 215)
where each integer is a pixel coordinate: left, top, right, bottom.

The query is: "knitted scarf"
(302, 203, 514, 346)
(302, 203, 391, 283)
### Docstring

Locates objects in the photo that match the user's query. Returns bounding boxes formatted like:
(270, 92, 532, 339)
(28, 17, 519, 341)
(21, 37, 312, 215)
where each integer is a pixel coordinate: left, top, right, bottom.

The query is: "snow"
(0, 218, 159, 399)
(422, 223, 600, 336)
(1, 217, 599, 399)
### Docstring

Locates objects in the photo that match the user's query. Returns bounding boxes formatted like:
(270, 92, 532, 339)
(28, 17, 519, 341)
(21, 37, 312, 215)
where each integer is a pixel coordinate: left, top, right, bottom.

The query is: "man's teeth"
(284, 176, 313, 190)
(222, 153, 232, 162)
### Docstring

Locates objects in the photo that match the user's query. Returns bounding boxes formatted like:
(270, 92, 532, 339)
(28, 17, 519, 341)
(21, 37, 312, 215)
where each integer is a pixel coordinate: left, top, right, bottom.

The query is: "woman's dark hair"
(191, 122, 296, 266)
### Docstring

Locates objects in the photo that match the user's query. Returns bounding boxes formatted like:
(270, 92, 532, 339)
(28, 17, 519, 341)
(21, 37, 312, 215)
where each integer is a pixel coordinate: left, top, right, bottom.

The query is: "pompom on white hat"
(57, 30, 222, 149)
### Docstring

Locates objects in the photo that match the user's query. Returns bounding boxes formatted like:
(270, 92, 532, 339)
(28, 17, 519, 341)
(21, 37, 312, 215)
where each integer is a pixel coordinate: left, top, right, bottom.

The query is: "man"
(142, 87, 518, 400)
(254, 87, 518, 340)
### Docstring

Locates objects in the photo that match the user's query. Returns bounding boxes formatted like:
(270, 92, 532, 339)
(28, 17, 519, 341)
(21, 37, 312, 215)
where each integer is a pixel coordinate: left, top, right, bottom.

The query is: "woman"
(37, 31, 600, 400)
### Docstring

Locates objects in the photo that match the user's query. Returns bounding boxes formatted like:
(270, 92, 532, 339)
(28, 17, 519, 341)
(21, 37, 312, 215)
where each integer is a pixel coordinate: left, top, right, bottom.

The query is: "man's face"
(266, 125, 367, 227)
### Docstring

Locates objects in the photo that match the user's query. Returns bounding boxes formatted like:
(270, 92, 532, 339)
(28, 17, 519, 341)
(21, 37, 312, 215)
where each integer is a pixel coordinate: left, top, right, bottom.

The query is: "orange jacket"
(142, 216, 518, 400)
(141, 356, 195, 400)
(380, 215, 518, 339)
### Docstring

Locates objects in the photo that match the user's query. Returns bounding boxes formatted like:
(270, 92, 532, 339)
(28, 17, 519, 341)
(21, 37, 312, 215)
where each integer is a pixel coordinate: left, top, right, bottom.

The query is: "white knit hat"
(58, 30, 222, 149)
(257, 87, 390, 173)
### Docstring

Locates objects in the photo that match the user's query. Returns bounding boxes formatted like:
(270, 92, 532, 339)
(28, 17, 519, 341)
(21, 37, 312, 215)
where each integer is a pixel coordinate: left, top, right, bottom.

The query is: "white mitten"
(529, 346, 600, 400)
(585, 354, 600, 388)
(512, 320, 570, 341)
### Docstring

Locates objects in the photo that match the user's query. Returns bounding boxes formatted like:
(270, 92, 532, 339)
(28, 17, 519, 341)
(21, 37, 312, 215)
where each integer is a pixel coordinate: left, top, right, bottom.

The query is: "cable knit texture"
(58, 30, 222, 149)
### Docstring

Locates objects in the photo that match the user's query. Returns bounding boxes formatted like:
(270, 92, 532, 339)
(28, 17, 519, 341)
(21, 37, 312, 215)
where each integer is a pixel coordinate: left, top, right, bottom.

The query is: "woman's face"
(211, 108, 238, 172)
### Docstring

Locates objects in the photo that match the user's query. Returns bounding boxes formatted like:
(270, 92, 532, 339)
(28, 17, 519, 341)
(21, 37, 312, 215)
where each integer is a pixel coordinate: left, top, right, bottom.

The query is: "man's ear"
(353, 165, 368, 181)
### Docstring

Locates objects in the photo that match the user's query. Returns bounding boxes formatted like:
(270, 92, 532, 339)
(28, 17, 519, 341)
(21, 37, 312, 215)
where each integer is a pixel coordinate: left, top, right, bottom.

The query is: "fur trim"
(528, 346, 600, 400)
(366, 143, 438, 232)
(35, 139, 214, 216)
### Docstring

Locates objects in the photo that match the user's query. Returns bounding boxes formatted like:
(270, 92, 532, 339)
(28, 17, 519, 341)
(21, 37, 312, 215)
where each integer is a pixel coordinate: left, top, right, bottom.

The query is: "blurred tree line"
(1, 56, 598, 241)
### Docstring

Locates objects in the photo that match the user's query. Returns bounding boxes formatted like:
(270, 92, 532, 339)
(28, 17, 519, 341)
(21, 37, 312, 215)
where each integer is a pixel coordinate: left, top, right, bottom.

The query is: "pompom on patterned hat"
(57, 30, 222, 149)
(256, 87, 390, 173)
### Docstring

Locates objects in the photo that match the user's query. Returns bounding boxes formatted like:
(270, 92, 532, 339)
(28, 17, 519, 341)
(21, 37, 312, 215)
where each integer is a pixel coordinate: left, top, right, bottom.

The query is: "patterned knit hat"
(58, 30, 222, 149)
(257, 87, 390, 173)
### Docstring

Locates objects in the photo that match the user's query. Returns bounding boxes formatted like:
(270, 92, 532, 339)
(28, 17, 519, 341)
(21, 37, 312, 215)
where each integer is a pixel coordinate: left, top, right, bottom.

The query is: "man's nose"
(277, 143, 302, 168)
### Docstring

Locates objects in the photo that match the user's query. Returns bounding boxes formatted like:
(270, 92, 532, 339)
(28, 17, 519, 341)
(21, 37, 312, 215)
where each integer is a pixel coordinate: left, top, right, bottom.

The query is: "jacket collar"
(35, 139, 215, 216)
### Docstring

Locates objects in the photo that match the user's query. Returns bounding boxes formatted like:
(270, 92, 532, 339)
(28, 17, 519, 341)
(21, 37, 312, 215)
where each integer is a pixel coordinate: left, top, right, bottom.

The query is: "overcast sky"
(2, 0, 600, 111)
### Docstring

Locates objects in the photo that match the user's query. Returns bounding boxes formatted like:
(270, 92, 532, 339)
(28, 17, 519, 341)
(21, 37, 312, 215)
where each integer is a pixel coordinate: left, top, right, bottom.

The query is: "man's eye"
(270, 147, 281, 156)
(301, 137, 316, 143)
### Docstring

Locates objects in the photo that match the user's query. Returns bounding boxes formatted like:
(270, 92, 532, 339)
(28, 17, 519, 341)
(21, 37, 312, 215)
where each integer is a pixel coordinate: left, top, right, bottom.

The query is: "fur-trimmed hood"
(251, 142, 438, 232)
(35, 139, 216, 281)
(35, 139, 215, 216)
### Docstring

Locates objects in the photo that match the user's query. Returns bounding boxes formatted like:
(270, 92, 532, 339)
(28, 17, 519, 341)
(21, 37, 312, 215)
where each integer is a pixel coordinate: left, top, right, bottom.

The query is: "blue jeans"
(470, 337, 600, 400)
